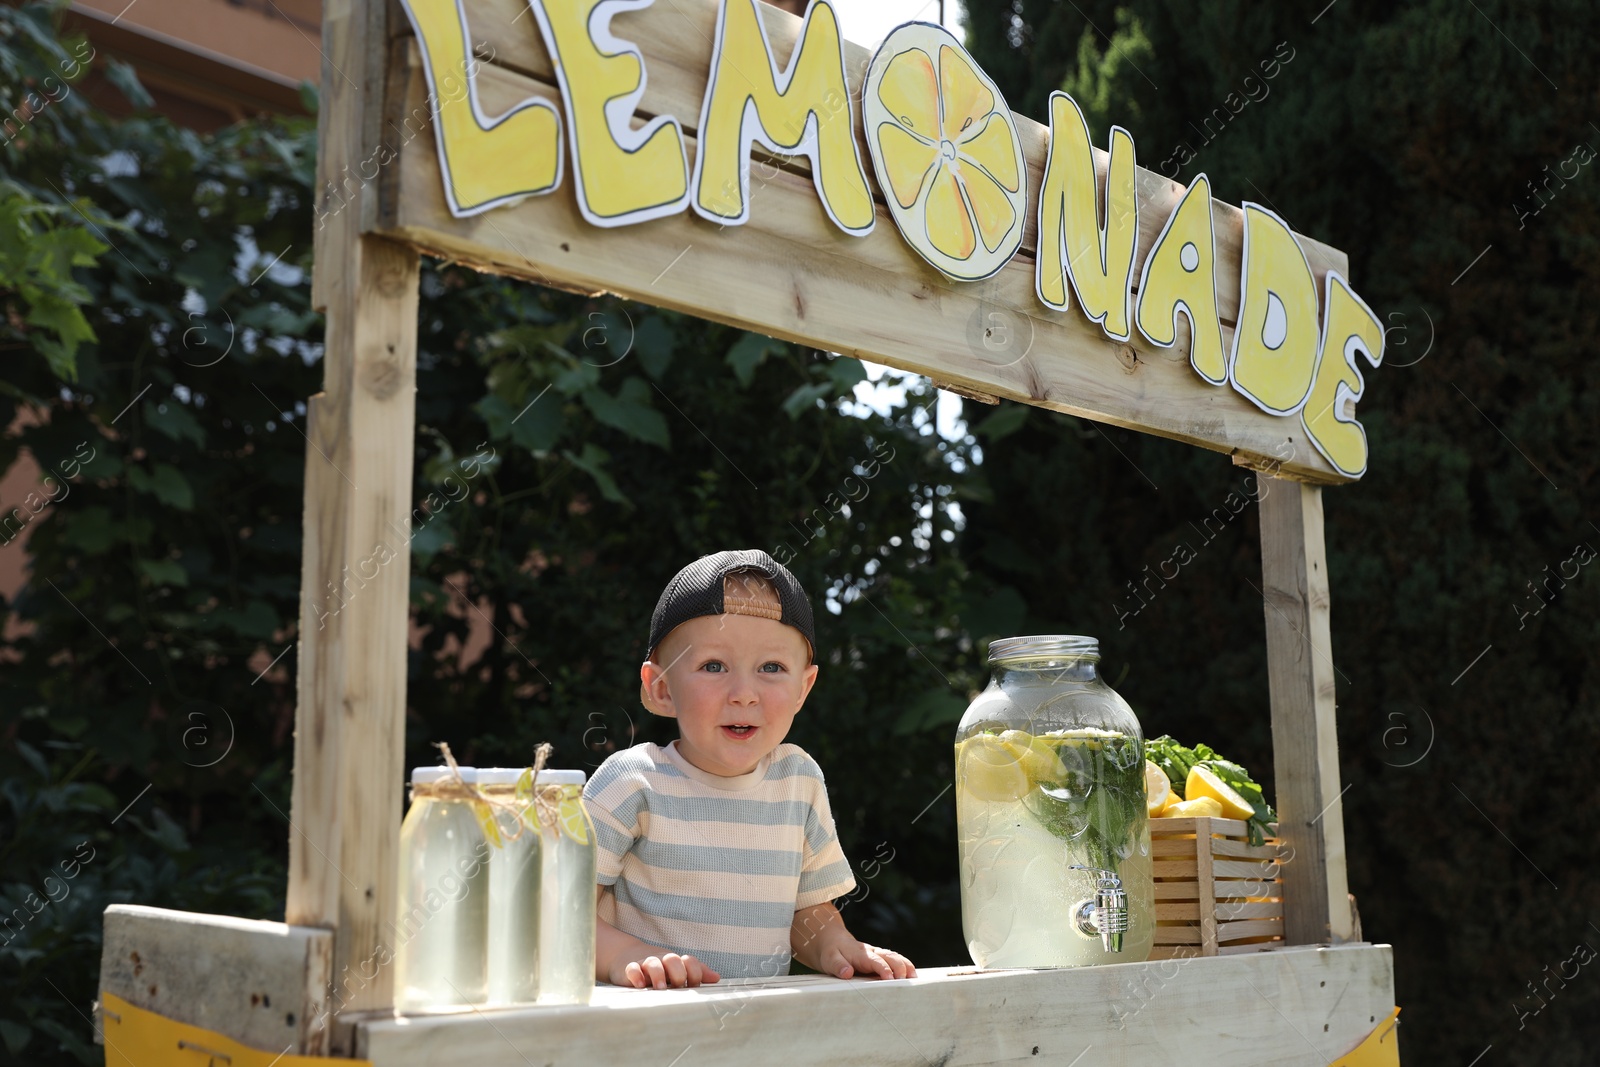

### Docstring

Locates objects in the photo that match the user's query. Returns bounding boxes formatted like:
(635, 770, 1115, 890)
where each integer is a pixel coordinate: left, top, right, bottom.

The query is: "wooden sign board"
(338, 0, 1385, 484)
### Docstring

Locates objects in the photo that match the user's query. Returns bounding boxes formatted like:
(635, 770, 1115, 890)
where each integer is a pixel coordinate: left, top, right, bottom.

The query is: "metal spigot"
(1070, 865, 1129, 953)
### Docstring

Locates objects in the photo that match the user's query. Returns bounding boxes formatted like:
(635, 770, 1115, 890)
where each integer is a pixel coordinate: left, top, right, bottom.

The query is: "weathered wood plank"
(289, 234, 421, 1041)
(97, 906, 333, 1055)
(357, 945, 1395, 1067)
(1153, 816, 1251, 836)
(1195, 824, 1218, 956)
(1151, 836, 1280, 860)
(1154, 858, 1279, 880)
(1154, 926, 1203, 944)
(1259, 478, 1354, 946)
(1212, 881, 1284, 900)
(1216, 901, 1285, 921)
(1217, 919, 1289, 944)
(294, 0, 423, 1040)
(1211, 837, 1284, 860)
(382, 48, 1349, 483)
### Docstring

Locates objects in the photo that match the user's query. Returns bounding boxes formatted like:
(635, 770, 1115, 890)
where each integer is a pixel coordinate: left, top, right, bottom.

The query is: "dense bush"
(964, 1, 1600, 1061)
(5, 0, 1596, 1062)
(0, 6, 991, 1061)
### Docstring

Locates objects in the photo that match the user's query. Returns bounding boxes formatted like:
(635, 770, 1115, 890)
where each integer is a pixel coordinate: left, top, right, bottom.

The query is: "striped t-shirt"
(584, 740, 856, 980)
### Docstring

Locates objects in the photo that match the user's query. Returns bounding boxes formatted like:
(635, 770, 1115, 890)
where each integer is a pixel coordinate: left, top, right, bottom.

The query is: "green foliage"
(0, 180, 108, 383)
(0, 8, 990, 1062)
(1146, 734, 1276, 845)
(966, 0, 1600, 1059)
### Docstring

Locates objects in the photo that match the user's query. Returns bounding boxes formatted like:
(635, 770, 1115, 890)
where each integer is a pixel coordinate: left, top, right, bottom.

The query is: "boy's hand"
(609, 951, 721, 990)
(817, 938, 916, 982)
(791, 901, 916, 981)
(597, 897, 721, 989)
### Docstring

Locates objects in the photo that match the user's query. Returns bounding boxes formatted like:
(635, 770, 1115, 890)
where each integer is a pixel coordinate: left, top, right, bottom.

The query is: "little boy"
(584, 549, 916, 989)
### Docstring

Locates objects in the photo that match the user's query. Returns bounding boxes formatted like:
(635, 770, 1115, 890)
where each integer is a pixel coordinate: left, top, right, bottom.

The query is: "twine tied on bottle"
(413, 740, 569, 847)
(519, 742, 571, 835)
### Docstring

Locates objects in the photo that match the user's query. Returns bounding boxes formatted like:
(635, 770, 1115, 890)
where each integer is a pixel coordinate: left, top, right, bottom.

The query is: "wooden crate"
(1149, 816, 1286, 959)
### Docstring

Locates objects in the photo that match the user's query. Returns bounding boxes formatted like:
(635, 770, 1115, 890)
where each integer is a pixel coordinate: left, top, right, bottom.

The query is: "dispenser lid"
(988, 635, 1099, 662)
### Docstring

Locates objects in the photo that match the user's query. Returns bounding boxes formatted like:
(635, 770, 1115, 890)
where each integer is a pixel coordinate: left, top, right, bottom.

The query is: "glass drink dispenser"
(955, 635, 1154, 967)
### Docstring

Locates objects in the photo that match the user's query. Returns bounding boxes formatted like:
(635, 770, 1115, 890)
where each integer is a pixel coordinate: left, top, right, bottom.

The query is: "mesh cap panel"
(647, 549, 815, 660)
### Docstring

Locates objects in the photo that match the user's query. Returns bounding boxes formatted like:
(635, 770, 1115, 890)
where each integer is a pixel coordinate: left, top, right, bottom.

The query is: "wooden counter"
(354, 943, 1394, 1066)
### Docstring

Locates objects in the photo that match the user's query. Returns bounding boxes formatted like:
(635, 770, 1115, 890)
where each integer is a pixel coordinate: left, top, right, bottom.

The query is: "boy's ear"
(796, 662, 820, 709)
(640, 660, 675, 718)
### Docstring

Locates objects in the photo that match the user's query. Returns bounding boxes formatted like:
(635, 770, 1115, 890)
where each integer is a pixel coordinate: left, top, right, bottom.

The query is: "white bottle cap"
(410, 766, 476, 785)
(475, 767, 586, 787)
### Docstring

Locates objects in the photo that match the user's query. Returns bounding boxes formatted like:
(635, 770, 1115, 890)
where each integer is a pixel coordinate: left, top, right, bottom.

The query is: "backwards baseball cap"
(647, 549, 816, 662)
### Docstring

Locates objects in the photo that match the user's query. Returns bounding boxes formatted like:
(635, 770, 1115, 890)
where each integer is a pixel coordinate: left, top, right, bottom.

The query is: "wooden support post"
(287, 0, 418, 1044)
(1258, 477, 1354, 946)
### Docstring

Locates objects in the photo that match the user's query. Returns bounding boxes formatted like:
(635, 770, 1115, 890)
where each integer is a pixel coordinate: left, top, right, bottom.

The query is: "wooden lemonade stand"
(96, 0, 1399, 1062)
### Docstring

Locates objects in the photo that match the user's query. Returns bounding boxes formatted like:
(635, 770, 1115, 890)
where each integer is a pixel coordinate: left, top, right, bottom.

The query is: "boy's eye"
(701, 661, 725, 673)
(759, 662, 784, 673)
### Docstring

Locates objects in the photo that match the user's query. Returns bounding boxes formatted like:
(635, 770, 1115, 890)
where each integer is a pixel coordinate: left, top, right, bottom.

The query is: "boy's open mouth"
(721, 724, 757, 739)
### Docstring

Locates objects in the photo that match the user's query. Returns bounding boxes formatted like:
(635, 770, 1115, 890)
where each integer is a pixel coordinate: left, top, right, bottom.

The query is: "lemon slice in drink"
(958, 735, 1029, 802)
(1144, 760, 1171, 817)
(863, 22, 1027, 281)
(999, 730, 1065, 782)
(1185, 766, 1256, 821)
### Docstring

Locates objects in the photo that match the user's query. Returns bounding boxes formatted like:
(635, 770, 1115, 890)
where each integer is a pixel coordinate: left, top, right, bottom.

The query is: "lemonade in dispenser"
(955, 635, 1154, 967)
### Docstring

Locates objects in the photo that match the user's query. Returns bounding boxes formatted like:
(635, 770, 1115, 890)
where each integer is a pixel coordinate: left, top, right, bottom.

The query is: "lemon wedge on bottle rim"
(558, 796, 590, 845)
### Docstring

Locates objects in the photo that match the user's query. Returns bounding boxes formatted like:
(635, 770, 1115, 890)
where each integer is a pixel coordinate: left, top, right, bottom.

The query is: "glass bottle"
(476, 769, 542, 1005)
(393, 767, 491, 1011)
(955, 636, 1154, 968)
(534, 771, 596, 1005)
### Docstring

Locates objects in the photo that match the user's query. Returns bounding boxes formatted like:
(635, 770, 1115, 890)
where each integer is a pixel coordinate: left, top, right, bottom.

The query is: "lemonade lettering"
(398, 0, 1382, 475)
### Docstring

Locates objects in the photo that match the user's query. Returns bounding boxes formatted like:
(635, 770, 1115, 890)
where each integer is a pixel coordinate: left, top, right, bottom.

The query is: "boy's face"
(642, 613, 819, 777)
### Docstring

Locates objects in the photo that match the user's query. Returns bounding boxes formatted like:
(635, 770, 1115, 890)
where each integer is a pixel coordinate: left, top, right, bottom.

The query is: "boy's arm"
(595, 888, 721, 989)
(790, 901, 916, 981)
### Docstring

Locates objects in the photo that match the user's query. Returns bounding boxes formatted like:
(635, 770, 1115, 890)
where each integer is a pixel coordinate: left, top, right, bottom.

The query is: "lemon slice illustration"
(863, 23, 1027, 282)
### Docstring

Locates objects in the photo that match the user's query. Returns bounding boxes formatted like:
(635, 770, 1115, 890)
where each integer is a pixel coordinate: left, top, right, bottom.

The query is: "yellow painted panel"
(397, 0, 561, 217)
(1135, 172, 1227, 385)
(1035, 91, 1139, 340)
(100, 992, 371, 1067)
(1329, 1006, 1401, 1066)
(1302, 272, 1385, 478)
(694, 0, 873, 234)
(1229, 203, 1321, 415)
(527, 0, 689, 226)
